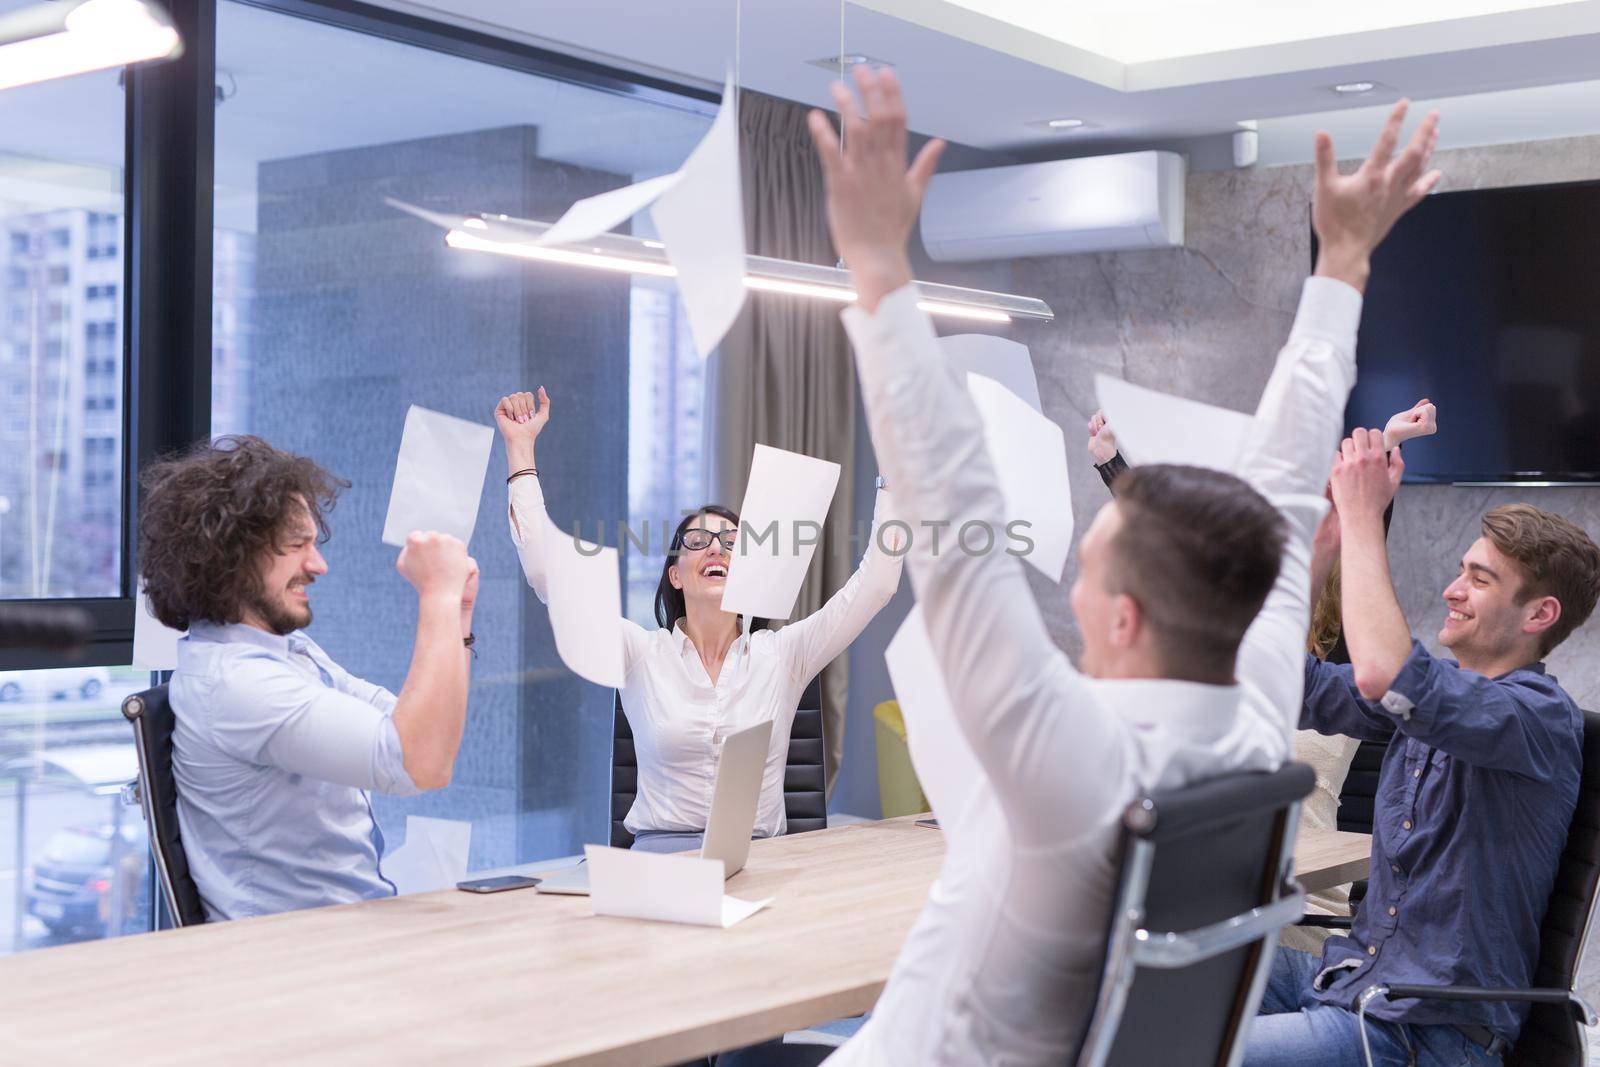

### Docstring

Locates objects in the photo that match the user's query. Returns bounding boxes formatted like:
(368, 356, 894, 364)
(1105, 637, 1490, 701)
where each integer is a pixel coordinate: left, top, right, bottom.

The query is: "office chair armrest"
(1293, 914, 1352, 929)
(1362, 983, 1598, 1026)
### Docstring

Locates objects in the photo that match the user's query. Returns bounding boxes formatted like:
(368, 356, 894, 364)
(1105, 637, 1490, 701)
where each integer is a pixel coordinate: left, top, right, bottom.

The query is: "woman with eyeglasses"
(494, 388, 903, 853)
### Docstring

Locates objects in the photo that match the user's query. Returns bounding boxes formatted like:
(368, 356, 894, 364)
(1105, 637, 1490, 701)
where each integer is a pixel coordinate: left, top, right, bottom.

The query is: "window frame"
(0, 0, 716, 671)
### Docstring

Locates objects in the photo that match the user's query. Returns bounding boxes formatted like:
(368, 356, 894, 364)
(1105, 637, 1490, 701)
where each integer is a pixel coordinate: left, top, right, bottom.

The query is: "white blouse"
(508, 477, 902, 838)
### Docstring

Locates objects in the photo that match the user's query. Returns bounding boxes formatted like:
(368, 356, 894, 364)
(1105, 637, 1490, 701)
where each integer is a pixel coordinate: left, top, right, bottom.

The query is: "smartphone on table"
(456, 874, 542, 893)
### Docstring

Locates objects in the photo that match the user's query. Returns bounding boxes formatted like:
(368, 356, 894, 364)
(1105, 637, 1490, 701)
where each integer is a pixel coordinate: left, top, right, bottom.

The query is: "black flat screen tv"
(1331, 178, 1600, 484)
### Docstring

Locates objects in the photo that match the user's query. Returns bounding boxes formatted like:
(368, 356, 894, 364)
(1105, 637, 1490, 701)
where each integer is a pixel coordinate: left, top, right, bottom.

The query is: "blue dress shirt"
(1301, 640, 1583, 1042)
(170, 621, 418, 921)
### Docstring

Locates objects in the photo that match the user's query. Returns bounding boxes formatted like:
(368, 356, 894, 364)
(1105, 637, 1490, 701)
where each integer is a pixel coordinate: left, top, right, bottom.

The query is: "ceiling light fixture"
(400, 204, 1054, 325)
(0, 0, 182, 93)
(1046, 117, 1086, 130)
(1332, 81, 1377, 94)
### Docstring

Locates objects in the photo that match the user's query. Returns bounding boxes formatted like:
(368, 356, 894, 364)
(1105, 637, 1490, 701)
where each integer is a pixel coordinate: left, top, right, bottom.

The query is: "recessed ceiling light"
(1333, 81, 1377, 94)
(1026, 117, 1099, 133)
(804, 53, 890, 72)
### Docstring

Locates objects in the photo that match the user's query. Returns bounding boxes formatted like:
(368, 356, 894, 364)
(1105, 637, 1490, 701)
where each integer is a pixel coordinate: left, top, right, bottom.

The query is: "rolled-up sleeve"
(207, 649, 420, 796)
(1382, 641, 1576, 776)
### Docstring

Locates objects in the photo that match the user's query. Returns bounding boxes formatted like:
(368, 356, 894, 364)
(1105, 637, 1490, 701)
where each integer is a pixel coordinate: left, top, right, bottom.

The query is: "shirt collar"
(1086, 676, 1245, 738)
(670, 618, 748, 658)
(188, 619, 303, 657)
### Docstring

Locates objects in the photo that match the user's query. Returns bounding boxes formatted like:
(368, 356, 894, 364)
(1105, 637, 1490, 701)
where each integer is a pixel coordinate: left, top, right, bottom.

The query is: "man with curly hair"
(140, 435, 479, 921)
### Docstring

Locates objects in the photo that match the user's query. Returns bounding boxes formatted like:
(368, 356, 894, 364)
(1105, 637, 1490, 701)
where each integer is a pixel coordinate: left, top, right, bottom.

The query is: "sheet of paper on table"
(585, 845, 771, 928)
(382, 816, 472, 895)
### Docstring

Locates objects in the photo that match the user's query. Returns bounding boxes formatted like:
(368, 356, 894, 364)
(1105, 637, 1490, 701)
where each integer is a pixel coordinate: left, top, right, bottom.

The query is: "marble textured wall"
(1009, 133, 1600, 709)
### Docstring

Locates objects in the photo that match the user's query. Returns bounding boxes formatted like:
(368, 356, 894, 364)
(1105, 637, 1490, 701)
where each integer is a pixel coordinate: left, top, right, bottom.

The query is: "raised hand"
(807, 65, 946, 311)
(494, 388, 548, 472)
(1312, 100, 1442, 292)
(494, 388, 549, 443)
(396, 531, 475, 600)
(1087, 409, 1118, 464)
(1329, 428, 1404, 524)
(1383, 397, 1437, 449)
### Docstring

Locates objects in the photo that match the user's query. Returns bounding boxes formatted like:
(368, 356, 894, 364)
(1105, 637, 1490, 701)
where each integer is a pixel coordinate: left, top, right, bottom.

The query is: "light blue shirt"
(170, 621, 418, 921)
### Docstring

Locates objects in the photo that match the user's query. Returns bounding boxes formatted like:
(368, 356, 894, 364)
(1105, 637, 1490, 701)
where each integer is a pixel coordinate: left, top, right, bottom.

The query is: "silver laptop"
(536, 718, 774, 895)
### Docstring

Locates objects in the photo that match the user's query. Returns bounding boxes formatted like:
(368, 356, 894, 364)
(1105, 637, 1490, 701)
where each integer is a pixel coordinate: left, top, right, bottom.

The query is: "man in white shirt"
(140, 435, 479, 920)
(805, 68, 1439, 1064)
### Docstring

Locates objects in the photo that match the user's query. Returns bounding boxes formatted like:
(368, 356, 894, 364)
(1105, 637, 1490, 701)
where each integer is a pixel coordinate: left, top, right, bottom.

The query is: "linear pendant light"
(0, 0, 182, 92)
(434, 209, 1055, 325)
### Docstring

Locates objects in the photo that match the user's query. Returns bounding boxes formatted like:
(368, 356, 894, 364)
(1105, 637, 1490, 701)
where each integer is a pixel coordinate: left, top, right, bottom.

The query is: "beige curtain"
(707, 91, 857, 794)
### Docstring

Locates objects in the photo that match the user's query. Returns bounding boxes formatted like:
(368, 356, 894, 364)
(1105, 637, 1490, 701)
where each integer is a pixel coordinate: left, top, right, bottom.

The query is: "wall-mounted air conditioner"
(920, 150, 1186, 262)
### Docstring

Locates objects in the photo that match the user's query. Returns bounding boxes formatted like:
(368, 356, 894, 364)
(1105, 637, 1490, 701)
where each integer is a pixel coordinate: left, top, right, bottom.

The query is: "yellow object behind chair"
(873, 699, 930, 817)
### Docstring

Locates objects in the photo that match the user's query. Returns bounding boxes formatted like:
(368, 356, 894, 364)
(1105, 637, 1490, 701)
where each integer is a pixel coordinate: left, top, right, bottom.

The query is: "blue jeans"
(1242, 948, 1502, 1067)
(629, 830, 705, 854)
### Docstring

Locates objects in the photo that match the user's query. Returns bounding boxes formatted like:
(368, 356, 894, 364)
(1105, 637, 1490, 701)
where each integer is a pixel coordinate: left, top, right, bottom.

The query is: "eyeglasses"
(680, 528, 737, 552)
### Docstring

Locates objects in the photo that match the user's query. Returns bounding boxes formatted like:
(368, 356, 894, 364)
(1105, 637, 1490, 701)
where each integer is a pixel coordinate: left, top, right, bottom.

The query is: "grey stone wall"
(254, 126, 630, 868)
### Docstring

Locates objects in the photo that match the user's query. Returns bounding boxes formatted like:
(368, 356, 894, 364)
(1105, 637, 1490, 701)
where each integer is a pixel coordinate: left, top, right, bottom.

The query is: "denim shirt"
(1301, 640, 1583, 1041)
(170, 621, 419, 921)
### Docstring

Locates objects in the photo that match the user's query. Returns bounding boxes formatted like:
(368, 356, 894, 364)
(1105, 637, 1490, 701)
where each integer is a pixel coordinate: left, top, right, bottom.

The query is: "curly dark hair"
(138, 436, 348, 630)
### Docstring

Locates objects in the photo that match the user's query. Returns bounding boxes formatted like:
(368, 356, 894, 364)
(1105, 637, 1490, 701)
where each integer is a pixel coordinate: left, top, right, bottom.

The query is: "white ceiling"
(374, 0, 1600, 155)
(915, 0, 1575, 66)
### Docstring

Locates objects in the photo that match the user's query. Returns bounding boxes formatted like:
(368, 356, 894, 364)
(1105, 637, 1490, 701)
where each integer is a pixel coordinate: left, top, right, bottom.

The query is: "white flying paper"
(941, 334, 1042, 411)
(380, 816, 472, 895)
(885, 605, 985, 833)
(131, 587, 184, 671)
(535, 172, 681, 248)
(1095, 374, 1253, 473)
(541, 515, 626, 688)
(966, 373, 1073, 582)
(585, 845, 771, 928)
(381, 405, 495, 549)
(720, 444, 841, 621)
(650, 71, 747, 357)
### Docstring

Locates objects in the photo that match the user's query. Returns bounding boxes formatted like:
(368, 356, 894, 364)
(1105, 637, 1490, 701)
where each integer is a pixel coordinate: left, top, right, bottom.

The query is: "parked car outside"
(0, 667, 112, 703)
(25, 821, 151, 940)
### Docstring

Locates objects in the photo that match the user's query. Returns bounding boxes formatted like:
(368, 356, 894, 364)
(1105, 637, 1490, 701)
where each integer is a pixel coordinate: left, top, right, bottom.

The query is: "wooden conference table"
(0, 816, 1370, 1066)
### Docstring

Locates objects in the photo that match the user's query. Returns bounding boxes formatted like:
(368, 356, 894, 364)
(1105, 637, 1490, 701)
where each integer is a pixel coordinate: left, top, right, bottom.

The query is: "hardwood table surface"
(0, 815, 1370, 1066)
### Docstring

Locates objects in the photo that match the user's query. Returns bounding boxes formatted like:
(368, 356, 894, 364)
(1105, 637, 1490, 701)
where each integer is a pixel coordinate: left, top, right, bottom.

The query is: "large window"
(0, 0, 143, 960)
(0, 666, 152, 955)
(212, 1, 714, 870)
(0, 21, 126, 599)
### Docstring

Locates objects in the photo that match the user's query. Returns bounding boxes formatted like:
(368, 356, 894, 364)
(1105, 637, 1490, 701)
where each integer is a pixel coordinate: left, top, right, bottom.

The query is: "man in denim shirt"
(1245, 428, 1600, 1065)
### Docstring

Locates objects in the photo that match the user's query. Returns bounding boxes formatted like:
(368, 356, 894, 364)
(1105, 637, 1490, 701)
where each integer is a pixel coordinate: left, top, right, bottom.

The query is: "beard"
(247, 581, 313, 636)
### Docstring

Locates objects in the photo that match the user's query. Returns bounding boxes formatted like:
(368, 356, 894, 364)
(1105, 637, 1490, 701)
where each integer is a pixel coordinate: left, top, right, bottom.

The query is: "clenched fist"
(396, 531, 475, 600)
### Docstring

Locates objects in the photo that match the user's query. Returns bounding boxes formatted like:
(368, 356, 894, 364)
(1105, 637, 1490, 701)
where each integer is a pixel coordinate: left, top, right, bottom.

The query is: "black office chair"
(1346, 709, 1600, 1067)
(1074, 761, 1316, 1066)
(1334, 740, 1385, 835)
(610, 677, 826, 849)
(1331, 738, 1385, 913)
(121, 684, 207, 927)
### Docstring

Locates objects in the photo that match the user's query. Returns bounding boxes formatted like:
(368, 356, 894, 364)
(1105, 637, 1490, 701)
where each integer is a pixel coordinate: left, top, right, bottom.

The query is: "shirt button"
(1391, 864, 1401, 874)
(1402, 820, 1412, 830)
(1387, 906, 1397, 917)
(1413, 768, 1421, 778)
(1367, 946, 1377, 956)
